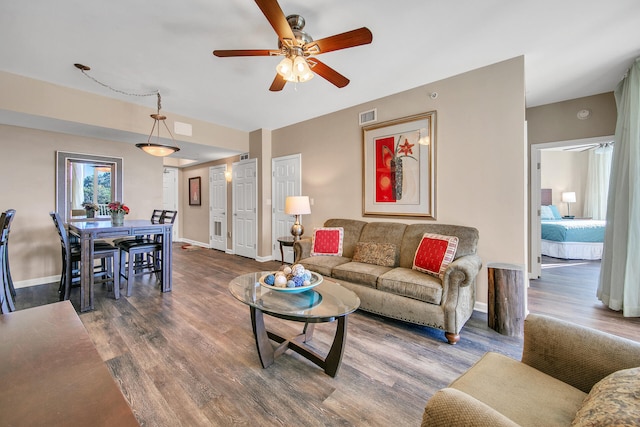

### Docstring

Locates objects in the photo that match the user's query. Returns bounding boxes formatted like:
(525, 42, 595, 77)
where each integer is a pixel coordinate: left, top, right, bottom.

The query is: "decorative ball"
(286, 280, 296, 288)
(291, 264, 305, 277)
(274, 274, 288, 287)
(282, 265, 292, 275)
(292, 276, 304, 287)
(264, 274, 275, 285)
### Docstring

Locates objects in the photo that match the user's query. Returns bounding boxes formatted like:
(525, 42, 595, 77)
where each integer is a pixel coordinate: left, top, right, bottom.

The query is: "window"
(56, 152, 123, 221)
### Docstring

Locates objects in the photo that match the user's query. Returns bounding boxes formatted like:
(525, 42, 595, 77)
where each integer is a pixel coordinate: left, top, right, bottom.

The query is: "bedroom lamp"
(285, 196, 311, 241)
(562, 191, 576, 216)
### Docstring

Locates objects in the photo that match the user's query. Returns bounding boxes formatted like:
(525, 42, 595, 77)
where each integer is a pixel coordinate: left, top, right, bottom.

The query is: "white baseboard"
(14, 275, 60, 289)
(178, 238, 210, 249)
(255, 255, 273, 263)
(474, 302, 488, 313)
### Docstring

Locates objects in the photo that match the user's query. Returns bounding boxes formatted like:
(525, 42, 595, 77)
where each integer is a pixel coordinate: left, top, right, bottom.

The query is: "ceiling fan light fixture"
(276, 56, 294, 80)
(291, 56, 314, 82)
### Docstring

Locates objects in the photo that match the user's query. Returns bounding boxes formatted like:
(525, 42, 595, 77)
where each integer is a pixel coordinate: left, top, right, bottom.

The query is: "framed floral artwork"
(189, 176, 201, 206)
(362, 111, 436, 218)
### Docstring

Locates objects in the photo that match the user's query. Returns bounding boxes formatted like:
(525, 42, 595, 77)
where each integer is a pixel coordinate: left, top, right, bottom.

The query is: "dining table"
(0, 301, 140, 426)
(67, 219, 173, 312)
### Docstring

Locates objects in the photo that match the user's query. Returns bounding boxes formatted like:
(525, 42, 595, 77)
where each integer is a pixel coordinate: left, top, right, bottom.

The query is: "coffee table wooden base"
(250, 306, 348, 377)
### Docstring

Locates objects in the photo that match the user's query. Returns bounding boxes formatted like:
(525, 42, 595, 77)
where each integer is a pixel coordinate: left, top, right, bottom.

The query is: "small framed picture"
(189, 177, 201, 206)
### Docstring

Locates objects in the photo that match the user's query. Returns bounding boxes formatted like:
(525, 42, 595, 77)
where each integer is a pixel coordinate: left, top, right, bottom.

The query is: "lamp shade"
(136, 143, 180, 157)
(561, 192, 576, 203)
(285, 196, 311, 215)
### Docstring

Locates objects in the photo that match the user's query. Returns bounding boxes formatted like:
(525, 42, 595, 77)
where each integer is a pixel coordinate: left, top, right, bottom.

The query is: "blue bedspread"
(541, 220, 606, 242)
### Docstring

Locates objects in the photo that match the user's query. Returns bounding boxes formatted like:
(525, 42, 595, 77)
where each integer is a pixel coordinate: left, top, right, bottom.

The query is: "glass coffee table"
(229, 271, 360, 377)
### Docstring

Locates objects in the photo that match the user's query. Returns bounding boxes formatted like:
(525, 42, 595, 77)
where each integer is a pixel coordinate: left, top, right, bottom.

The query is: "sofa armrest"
(293, 238, 312, 262)
(443, 254, 482, 288)
(422, 388, 519, 427)
(521, 313, 640, 393)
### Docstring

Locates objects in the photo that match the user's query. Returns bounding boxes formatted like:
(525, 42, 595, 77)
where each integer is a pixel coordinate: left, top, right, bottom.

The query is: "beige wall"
(0, 124, 162, 286)
(527, 92, 616, 145)
(271, 57, 528, 307)
(180, 157, 239, 249)
(2, 56, 539, 311)
(541, 150, 589, 217)
(0, 70, 249, 152)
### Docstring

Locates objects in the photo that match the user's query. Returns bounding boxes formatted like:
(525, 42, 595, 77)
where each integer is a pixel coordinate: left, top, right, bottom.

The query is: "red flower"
(397, 139, 414, 156)
(108, 201, 130, 215)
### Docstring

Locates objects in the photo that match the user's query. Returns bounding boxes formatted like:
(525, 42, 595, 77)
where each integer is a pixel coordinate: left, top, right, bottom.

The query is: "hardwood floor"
(530, 256, 640, 341)
(13, 248, 639, 426)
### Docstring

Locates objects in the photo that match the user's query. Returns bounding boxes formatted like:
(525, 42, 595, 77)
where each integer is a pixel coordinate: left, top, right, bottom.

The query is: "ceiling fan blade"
(269, 74, 287, 92)
(213, 49, 279, 57)
(305, 27, 373, 55)
(308, 58, 350, 88)
(255, 0, 296, 46)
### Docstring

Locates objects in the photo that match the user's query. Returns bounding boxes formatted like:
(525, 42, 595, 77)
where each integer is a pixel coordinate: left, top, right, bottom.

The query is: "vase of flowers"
(82, 202, 99, 218)
(108, 201, 130, 225)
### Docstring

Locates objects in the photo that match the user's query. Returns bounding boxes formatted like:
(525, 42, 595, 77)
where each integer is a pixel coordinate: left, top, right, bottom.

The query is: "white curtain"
(598, 57, 640, 317)
(584, 143, 613, 220)
(71, 162, 85, 209)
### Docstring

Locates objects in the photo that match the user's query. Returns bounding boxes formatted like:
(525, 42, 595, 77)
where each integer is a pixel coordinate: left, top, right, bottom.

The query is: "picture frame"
(189, 176, 201, 206)
(362, 111, 436, 218)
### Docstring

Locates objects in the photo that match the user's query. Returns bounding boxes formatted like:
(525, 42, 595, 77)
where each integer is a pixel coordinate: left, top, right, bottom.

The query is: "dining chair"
(50, 211, 121, 301)
(2, 209, 16, 298)
(113, 209, 163, 247)
(0, 211, 15, 314)
(118, 210, 177, 296)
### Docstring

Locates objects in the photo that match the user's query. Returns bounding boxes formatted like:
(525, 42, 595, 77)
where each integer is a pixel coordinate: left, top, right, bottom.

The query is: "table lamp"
(285, 196, 311, 241)
(562, 191, 576, 216)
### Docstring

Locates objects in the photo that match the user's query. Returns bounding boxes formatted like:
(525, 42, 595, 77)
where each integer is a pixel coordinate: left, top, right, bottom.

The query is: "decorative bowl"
(258, 271, 323, 293)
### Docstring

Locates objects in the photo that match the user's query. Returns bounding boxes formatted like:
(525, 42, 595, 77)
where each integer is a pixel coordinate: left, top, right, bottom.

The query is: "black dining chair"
(118, 210, 177, 296)
(50, 211, 121, 301)
(0, 211, 15, 313)
(2, 209, 16, 297)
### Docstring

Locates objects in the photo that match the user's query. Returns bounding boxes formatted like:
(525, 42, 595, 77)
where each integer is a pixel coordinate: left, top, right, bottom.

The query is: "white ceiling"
(1, 0, 639, 163)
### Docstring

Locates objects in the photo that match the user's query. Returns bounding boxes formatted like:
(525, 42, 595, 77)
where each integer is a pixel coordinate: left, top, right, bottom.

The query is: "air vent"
(359, 108, 377, 126)
(240, 153, 249, 160)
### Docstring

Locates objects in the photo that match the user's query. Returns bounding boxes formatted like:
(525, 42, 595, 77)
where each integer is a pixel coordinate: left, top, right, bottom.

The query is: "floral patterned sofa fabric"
(294, 218, 481, 344)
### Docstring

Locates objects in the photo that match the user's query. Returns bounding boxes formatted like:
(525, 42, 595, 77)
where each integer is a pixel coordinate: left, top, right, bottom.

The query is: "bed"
(540, 189, 606, 260)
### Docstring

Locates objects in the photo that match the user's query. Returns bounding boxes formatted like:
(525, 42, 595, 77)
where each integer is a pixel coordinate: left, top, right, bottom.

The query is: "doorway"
(162, 167, 179, 241)
(209, 165, 228, 252)
(232, 159, 257, 259)
(271, 154, 302, 263)
(529, 135, 612, 278)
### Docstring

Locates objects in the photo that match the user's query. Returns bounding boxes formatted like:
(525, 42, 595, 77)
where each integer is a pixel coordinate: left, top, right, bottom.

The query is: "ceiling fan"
(213, 0, 373, 91)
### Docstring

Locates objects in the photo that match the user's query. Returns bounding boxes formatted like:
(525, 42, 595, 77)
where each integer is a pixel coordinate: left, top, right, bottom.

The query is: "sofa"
(293, 218, 482, 344)
(422, 314, 640, 426)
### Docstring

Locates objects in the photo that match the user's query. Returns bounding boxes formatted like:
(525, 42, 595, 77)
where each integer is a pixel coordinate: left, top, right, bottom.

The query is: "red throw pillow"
(412, 233, 459, 278)
(311, 227, 344, 256)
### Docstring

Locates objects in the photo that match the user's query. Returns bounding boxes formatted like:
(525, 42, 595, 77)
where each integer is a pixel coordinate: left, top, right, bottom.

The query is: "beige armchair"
(422, 314, 640, 426)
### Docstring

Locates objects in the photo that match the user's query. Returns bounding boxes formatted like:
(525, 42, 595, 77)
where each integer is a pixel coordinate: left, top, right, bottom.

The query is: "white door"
(162, 167, 179, 241)
(232, 159, 257, 259)
(272, 154, 302, 263)
(209, 165, 227, 252)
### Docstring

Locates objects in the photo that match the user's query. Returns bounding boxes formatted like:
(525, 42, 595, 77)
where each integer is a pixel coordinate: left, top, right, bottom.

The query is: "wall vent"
(240, 153, 249, 160)
(359, 108, 377, 126)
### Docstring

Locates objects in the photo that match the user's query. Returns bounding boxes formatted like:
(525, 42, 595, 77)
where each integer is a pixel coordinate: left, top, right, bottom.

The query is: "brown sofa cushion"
(298, 255, 351, 277)
(323, 219, 367, 258)
(353, 242, 397, 267)
(332, 262, 392, 289)
(377, 267, 443, 304)
(572, 367, 640, 427)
